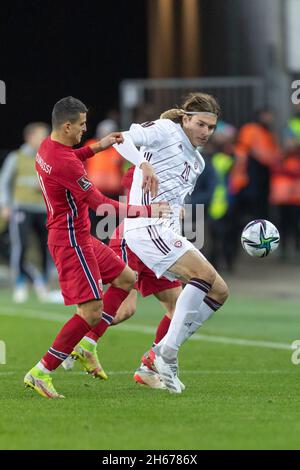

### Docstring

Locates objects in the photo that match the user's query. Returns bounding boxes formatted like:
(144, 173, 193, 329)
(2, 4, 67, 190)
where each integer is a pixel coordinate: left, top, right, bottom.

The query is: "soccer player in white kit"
(113, 93, 229, 393)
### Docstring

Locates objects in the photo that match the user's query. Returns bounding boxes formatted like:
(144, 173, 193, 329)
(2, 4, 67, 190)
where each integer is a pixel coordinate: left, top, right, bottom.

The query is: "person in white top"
(111, 93, 229, 393)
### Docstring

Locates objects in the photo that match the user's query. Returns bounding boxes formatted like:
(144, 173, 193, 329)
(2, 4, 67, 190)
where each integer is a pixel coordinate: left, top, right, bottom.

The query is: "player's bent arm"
(83, 187, 170, 219)
(72, 133, 124, 162)
(89, 132, 124, 154)
(113, 134, 159, 197)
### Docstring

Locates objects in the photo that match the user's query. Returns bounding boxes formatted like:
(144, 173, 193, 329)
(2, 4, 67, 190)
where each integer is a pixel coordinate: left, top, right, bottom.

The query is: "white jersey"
(124, 119, 205, 234)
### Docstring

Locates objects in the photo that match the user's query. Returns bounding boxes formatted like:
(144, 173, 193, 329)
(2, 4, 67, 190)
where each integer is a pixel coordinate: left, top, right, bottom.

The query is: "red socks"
(86, 286, 129, 341)
(41, 314, 91, 371)
(154, 315, 171, 345)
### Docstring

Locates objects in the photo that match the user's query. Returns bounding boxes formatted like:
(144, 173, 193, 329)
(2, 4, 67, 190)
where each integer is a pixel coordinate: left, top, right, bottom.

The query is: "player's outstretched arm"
(84, 187, 170, 219)
(89, 132, 124, 153)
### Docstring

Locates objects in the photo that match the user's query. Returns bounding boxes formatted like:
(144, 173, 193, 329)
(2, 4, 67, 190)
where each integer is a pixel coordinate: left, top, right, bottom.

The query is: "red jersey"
(36, 137, 149, 247)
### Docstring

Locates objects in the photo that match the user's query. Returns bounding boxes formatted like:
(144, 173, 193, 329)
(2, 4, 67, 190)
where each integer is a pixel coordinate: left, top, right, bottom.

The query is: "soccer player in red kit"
(64, 166, 182, 389)
(24, 96, 169, 398)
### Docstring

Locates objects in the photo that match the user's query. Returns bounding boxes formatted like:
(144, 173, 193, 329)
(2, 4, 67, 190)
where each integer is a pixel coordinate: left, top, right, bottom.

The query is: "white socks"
(157, 279, 223, 361)
(36, 361, 51, 374)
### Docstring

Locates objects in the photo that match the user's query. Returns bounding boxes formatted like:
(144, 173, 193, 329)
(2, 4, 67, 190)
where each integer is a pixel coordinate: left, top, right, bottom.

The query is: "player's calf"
(112, 289, 137, 325)
(207, 272, 229, 305)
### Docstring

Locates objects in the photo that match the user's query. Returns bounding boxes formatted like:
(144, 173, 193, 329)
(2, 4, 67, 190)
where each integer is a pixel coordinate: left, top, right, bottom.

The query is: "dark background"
(0, 0, 148, 148)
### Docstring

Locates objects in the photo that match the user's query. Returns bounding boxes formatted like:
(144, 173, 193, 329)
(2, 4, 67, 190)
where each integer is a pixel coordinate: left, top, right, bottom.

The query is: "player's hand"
(140, 162, 159, 198)
(98, 132, 124, 150)
(150, 201, 171, 218)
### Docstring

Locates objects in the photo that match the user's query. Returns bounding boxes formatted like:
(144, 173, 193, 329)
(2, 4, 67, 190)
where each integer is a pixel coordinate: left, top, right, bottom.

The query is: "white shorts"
(124, 224, 200, 281)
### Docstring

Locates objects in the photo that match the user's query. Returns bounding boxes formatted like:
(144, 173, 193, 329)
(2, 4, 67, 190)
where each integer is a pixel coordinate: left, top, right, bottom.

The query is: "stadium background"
(1, 0, 300, 451)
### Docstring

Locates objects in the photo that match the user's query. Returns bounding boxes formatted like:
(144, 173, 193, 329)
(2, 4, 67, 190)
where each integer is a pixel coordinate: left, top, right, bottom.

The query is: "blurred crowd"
(1, 103, 300, 302)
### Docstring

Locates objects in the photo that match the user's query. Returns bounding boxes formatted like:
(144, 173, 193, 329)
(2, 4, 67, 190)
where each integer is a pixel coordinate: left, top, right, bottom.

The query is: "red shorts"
(49, 237, 126, 306)
(109, 236, 182, 297)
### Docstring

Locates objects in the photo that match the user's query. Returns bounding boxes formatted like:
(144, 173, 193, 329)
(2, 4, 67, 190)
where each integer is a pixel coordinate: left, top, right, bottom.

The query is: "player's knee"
(186, 264, 216, 287)
(216, 279, 229, 304)
(112, 266, 136, 292)
(79, 300, 103, 327)
(118, 268, 136, 292)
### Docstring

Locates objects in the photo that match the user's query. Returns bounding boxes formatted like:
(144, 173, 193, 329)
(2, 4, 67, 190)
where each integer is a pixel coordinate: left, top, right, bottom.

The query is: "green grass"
(0, 290, 300, 450)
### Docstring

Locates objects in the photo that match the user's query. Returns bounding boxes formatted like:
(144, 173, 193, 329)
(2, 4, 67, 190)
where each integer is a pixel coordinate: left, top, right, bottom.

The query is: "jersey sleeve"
(124, 119, 168, 148)
(72, 145, 94, 161)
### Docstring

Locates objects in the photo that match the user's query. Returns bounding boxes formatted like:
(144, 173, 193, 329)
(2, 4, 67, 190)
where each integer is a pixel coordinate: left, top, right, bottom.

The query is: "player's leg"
(152, 286, 182, 345)
(9, 209, 30, 302)
(111, 289, 138, 324)
(151, 250, 229, 392)
(24, 297, 103, 398)
(85, 264, 135, 340)
(24, 243, 104, 397)
(134, 285, 182, 390)
(70, 238, 136, 377)
(109, 234, 139, 325)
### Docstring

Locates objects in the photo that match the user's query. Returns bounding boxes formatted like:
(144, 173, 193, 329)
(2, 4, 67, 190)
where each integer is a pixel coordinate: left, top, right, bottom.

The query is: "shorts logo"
(174, 240, 182, 248)
(77, 175, 92, 191)
(98, 279, 103, 290)
(194, 162, 198, 170)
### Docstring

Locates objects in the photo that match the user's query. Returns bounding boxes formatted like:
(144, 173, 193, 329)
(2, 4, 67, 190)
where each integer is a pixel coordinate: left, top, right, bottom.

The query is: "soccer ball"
(241, 219, 280, 258)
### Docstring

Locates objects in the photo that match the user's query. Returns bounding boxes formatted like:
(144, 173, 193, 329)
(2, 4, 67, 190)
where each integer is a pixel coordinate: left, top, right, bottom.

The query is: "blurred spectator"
(0, 152, 10, 264)
(186, 121, 238, 271)
(270, 111, 300, 260)
(187, 140, 217, 209)
(0, 122, 51, 302)
(85, 119, 125, 198)
(284, 104, 300, 146)
(207, 123, 237, 271)
(231, 109, 283, 221)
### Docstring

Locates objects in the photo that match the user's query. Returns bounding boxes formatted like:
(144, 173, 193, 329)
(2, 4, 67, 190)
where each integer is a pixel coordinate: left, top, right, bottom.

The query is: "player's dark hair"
(160, 92, 221, 122)
(52, 96, 88, 129)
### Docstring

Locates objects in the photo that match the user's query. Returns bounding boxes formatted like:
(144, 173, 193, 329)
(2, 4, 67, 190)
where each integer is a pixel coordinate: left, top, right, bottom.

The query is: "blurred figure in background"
(85, 119, 125, 198)
(85, 119, 125, 238)
(270, 107, 300, 260)
(187, 120, 237, 271)
(231, 109, 283, 224)
(207, 121, 237, 271)
(0, 122, 50, 302)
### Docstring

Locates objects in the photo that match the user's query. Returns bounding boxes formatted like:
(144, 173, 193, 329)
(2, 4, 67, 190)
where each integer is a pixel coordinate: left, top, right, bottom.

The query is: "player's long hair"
(160, 92, 220, 122)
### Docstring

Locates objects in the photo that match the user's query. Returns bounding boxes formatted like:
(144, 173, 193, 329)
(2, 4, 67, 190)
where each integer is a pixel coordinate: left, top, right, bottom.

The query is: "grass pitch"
(0, 290, 300, 450)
